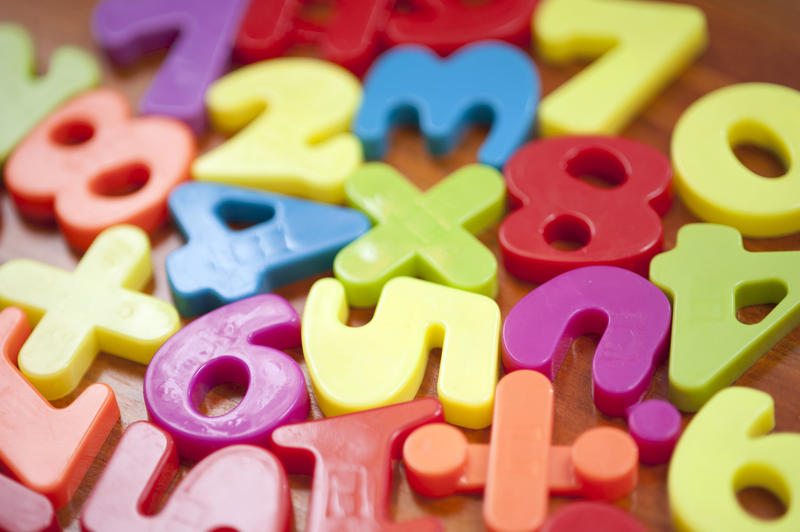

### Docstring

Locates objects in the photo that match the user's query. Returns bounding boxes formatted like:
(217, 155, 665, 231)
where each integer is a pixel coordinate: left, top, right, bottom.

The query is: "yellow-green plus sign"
(0, 225, 180, 399)
(334, 163, 505, 307)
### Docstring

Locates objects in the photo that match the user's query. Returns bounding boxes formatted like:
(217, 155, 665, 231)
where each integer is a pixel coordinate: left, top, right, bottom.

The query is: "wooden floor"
(2, 1, 800, 530)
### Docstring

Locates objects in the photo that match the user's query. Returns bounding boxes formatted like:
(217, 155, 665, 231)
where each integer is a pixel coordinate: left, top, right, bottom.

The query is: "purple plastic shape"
(502, 265, 671, 416)
(92, 0, 247, 133)
(144, 294, 309, 461)
(626, 399, 682, 465)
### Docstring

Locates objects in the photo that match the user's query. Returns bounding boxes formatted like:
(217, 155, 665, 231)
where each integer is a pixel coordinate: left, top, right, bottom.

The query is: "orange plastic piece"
(402, 371, 638, 531)
(0, 307, 119, 508)
(5, 88, 195, 250)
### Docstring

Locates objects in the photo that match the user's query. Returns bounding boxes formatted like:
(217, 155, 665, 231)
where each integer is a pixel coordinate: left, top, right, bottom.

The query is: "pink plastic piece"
(626, 399, 682, 465)
(503, 266, 671, 416)
(0, 474, 59, 532)
(144, 294, 308, 461)
(541, 502, 648, 532)
(80, 421, 290, 532)
(271, 398, 444, 532)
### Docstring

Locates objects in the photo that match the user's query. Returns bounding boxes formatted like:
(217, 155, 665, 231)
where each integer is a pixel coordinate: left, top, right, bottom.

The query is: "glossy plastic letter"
(669, 387, 800, 531)
(303, 276, 500, 428)
(6, 89, 194, 250)
(144, 295, 309, 460)
(167, 182, 370, 317)
(0, 225, 181, 400)
(672, 83, 800, 237)
(541, 502, 647, 532)
(92, 0, 248, 133)
(0, 23, 98, 163)
(0, 307, 118, 508)
(500, 136, 672, 282)
(650, 223, 800, 412)
(193, 58, 362, 203)
(355, 41, 539, 169)
(271, 398, 443, 532)
(81, 421, 290, 532)
(535, 0, 707, 136)
(334, 163, 504, 306)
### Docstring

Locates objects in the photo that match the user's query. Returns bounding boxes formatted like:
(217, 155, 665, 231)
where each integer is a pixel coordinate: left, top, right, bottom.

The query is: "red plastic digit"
(0, 474, 59, 532)
(80, 421, 291, 532)
(384, 0, 539, 55)
(234, 0, 393, 74)
(6, 88, 195, 250)
(270, 398, 444, 532)
(0, 307, 118, 509)
(540, 502, 647, 532)
(499, 136, 672, 282)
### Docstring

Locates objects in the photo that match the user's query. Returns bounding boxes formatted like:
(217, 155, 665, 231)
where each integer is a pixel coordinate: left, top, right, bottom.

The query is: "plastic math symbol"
(92, 0, 248, 133)
(303, 277, 500, 428)
(650, 223, 800, 412)
(271, 398, 444, 532)
(0, 23, 99, 163)
(80, 421, 291, 532)
(499, 136, 672, 283)
(334, 163, 505, 307)
(192, 58, 362, 203)
(535, 0, 707, 136)
(166, 182, 370, 317)
(0, 473, 59, 532)
(669, 387, 800, 532)
(5, 88, 194, 251)
(0, 307, 118, 509)
(0, 225, 180, 400)
(234, 0, 393, 74)
(355, 40, 539, 169)
(145, 294, 309, 461)
(672, 83, 800, 237)
(402, 371, 638, 532)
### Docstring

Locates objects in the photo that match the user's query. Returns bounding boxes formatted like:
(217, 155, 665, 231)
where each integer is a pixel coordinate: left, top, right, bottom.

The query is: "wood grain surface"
(2, 1, 800, 530)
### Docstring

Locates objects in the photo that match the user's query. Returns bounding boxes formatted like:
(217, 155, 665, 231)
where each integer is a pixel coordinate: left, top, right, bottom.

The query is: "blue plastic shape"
(353, 40, 540, 169)
(166, 182, 371, 317)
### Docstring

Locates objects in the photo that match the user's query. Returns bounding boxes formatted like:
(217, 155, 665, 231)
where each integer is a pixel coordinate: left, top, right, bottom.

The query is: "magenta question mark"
(144, 294, 309, 461)
(502, 265, 681, 464)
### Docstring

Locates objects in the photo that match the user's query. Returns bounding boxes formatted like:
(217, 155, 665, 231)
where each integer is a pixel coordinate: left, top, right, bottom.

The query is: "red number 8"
(499, 136, 672, 282)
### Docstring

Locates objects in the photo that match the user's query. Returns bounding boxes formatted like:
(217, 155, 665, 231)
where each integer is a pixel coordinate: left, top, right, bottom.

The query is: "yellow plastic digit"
(193, 58, 362, 203)
(669, 387, 800, 531)
(672, 83, 800, 237)
(302, 276, 500, 429)
(535, 0, 707, 136)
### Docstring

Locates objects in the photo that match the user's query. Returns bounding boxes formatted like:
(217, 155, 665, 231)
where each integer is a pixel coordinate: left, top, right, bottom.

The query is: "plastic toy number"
(535, 0, 707, 136)
(499, 136, 672, 283)
(192, 58, 362, 203)
(5, 88, 194, 250)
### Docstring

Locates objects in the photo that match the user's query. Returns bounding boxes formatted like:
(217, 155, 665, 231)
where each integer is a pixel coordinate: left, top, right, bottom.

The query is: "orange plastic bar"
(0, 307, 119, 508)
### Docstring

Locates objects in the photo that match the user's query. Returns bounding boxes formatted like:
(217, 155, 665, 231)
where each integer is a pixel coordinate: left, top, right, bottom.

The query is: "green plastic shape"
(333, 162, 505, 307)
(650, 223, 800, 412)
(669, 386, 800, 531)
(0, 24, 99, 163)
